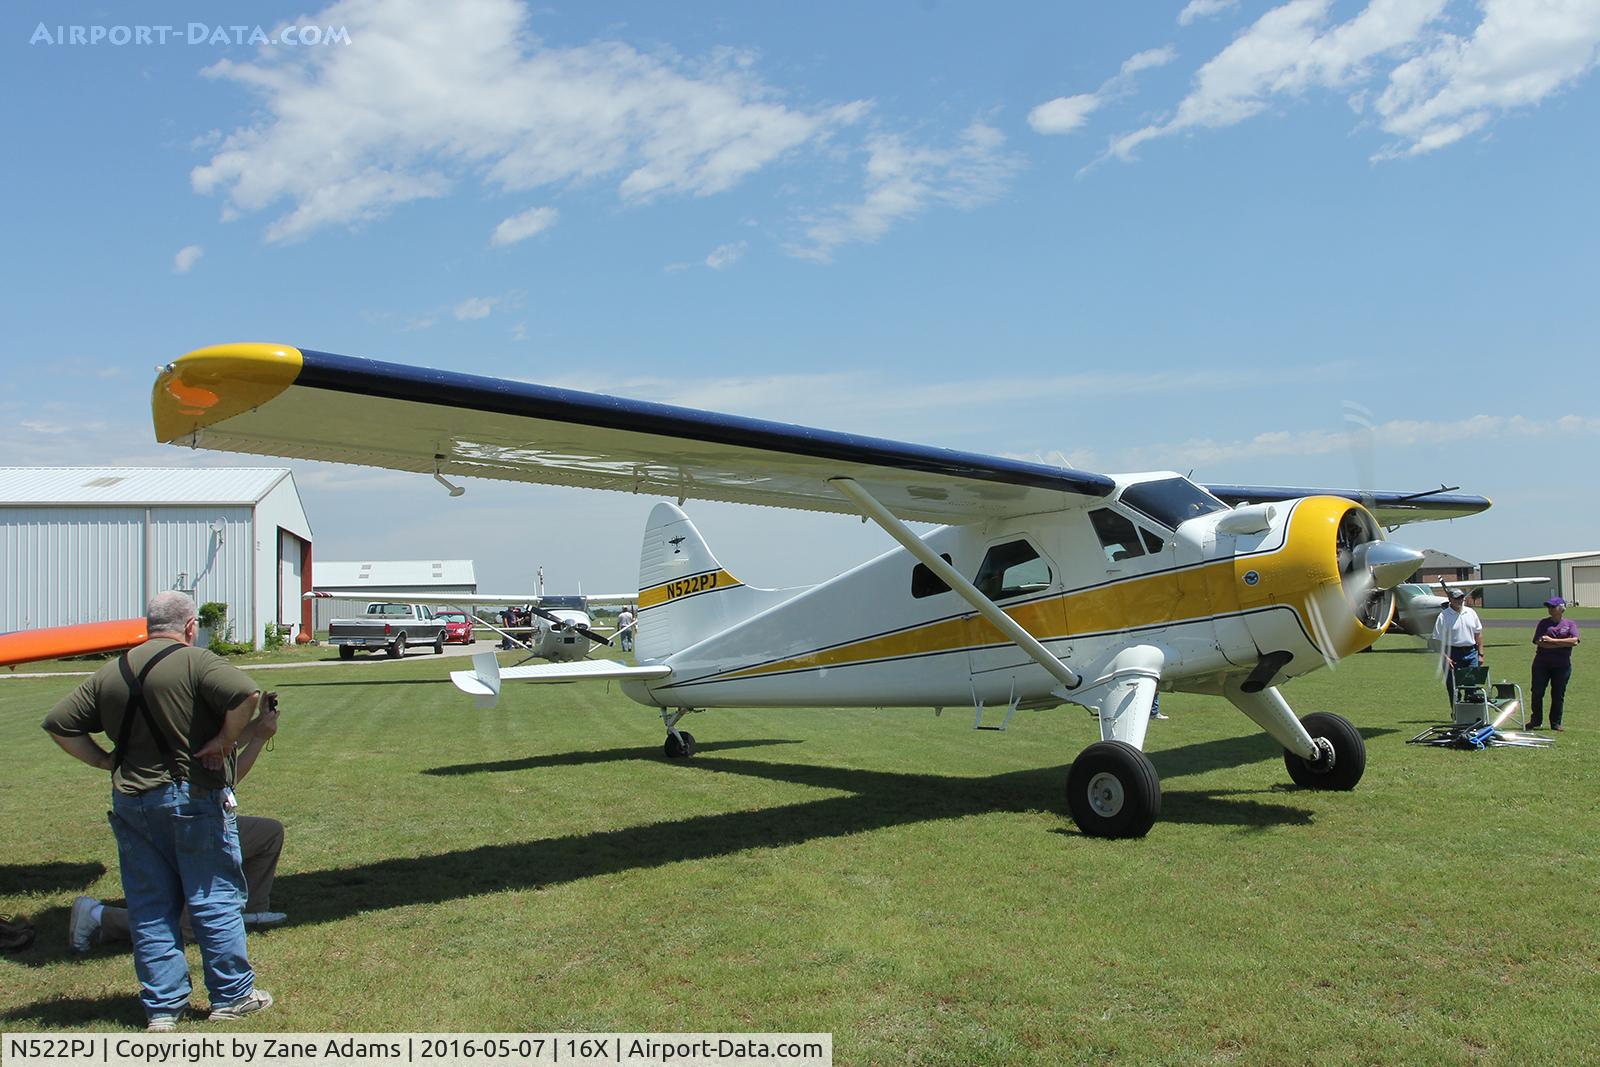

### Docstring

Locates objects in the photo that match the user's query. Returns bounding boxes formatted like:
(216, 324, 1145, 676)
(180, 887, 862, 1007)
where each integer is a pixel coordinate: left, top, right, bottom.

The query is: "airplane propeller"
(528, 604, 613, 647)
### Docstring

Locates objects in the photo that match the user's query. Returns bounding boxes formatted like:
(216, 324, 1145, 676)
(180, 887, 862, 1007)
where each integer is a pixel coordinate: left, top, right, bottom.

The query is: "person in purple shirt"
(1528, 596, 1580, 731)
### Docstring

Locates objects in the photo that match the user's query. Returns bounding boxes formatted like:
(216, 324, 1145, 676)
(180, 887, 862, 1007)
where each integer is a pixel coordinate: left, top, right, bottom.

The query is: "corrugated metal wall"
(0, 507, 145, 630)
(148, 507, 255, 641)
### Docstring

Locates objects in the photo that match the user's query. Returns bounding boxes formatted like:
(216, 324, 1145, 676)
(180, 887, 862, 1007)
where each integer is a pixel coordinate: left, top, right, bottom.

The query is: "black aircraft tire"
(663, 730, 697, 759)
(1284, 712, 1365, 790)
(1066, 740, 1161, 839)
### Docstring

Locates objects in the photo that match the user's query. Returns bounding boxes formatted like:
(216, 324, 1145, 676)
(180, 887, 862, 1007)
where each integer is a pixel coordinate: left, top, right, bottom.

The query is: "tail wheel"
(664, 730, 697, 759)
(1284, 711, 1366, 790)
(1066, 741, 1161, 839)
(388, 634, 406, 659)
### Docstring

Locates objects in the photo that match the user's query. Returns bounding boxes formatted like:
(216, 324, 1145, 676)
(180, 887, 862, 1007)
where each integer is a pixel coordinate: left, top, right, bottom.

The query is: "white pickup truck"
(328, 603, 450, 659)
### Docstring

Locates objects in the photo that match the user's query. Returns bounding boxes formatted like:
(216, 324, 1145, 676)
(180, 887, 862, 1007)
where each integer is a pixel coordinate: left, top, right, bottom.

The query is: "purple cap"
(1545, 596, 1567, 608)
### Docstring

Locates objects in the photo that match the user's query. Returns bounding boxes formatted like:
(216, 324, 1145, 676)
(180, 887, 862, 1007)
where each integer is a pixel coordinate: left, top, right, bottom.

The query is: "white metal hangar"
(1478, 550, 1600, 608)
(0, 467, 313, 648)
(309, 559, 477, 631)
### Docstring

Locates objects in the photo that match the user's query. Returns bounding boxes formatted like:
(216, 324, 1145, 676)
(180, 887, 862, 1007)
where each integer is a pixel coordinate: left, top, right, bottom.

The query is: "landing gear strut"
(661, 708, 698, 759)
(1066, 740, 1161, 839)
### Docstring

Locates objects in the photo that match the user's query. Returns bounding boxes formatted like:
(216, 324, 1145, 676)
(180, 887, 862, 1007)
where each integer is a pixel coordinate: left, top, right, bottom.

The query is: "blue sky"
(4, 0, 1598, 592)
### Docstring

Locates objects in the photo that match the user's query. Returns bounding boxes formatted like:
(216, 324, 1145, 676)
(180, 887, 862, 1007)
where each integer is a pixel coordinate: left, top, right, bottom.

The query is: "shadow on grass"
(423, 738, 804, 776)
(273, 678, 451, 687)
(0, 992, 146, 1030)
(257, 738, 1348, 926)
(0, 861, 105, 896)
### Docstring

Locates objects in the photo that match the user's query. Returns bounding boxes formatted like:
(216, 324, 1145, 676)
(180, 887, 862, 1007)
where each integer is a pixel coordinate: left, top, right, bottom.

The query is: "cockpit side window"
(1140, 527, 1165, 554)
(1120, 477, 1228, 530)
(911, 554, 954, 599)
(1089, 509, 1145, 563)
(974, 540, 1052, 600)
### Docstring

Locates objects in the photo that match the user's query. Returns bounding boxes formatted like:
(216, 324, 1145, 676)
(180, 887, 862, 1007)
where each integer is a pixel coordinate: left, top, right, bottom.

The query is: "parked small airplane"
(152, 343, 1494, 837)
(1389, 577, 1551, 639)
(307, 587, 628, 662)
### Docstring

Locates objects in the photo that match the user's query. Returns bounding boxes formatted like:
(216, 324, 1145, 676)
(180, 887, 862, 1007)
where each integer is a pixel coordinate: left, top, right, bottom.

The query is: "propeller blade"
(528, 605, 613, 647)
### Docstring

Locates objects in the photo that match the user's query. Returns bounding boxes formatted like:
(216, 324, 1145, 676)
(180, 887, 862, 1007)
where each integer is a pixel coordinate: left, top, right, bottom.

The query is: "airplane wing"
(0, 619, 148, 669)
(449, 652, 672, 707)
(1431, 577, 1551, 590)
(1203, 484, 1490, 526)
(152, 344, 1115, 524)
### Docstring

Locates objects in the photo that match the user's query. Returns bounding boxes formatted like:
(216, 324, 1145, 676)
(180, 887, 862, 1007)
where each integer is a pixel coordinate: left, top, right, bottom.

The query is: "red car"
(437, 611, 474, 644)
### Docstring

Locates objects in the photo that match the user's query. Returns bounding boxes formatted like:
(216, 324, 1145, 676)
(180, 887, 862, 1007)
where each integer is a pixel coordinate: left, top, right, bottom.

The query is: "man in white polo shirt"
(1431, 587, 1484, 703)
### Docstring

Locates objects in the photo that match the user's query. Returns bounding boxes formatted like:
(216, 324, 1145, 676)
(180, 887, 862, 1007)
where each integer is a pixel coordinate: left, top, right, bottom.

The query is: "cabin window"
(1140, 527, 1165, 554)
(974, 540, 1051, 600)
(911, 554, 954, 598)
(1090, 509, 1146, 563)
(1120, 477, 1228, 530)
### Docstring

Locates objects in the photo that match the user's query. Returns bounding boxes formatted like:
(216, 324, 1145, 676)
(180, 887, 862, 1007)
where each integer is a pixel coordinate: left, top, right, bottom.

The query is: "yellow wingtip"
(152, 343, 304, 443)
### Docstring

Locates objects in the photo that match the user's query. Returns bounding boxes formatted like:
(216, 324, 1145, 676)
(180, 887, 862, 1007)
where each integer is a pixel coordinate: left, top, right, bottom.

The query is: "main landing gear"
(1066, 741, 1162, 839)
(1282, 711, 1365, 790)
(661, 708, 698, 759)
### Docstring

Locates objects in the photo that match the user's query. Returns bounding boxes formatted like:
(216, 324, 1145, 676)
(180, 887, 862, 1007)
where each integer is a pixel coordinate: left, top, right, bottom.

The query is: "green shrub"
(198, 601, 228, 629)
(263, 623, 287, 650)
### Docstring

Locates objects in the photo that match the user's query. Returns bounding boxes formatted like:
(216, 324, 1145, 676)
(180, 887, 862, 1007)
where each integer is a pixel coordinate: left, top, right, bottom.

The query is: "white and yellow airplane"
(151, 344, 1491, 837)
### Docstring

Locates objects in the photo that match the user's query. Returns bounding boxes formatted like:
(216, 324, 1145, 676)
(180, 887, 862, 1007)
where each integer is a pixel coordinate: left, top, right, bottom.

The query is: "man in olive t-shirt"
(42, 591, 273, 1030)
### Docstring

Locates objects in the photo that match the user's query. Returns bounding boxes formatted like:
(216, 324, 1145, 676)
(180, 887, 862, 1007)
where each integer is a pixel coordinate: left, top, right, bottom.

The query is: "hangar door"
(277, 529, 305, 629)
(1574, 566, 1600, 607)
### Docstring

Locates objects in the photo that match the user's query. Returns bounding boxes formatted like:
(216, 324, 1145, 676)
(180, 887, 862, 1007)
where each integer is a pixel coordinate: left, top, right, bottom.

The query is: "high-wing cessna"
(151, 344, 1492, 838)
(1389, 577, 1552, 639)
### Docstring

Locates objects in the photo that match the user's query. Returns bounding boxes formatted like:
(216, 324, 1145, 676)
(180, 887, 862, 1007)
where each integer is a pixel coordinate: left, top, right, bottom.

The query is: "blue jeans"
(1443, 645, 1479, 703)
(108, 783, 254, 1017)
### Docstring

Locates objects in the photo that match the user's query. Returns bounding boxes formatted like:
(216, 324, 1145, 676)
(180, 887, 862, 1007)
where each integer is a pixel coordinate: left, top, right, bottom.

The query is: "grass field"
(3, 624, 1597, 1064)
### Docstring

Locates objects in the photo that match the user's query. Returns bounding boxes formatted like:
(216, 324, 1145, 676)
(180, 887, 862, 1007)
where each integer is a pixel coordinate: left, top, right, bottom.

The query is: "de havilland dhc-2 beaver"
(148, 343, 1494, 838)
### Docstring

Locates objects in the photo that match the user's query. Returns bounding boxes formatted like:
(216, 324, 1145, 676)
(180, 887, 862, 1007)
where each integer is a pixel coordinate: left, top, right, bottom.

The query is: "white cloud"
(453, 296, 496, 320)
(1029, 94, 1102, 135)
(173, 244, 204, 273)
(490, 205, 558, 246)
(1372, 0, 1600, 158)
(20, 419, 72, 435)
(794, 122, 1020, 262)
(705, 241, 747, 269)
(1179, 0, 1241, 26)
(1109, 0, 1600, 162)
(1030, 46, 1176, 136)
(191, 0, 869, 243)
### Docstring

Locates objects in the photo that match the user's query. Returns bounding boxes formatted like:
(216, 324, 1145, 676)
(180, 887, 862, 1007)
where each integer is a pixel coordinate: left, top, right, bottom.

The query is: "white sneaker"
(208, 988, 272, 1022)
(68, 896, 101, 953)
(242, 911, 287, 928)
(146, 1013, 181, 1032)
(1151, 712, 1170, 720)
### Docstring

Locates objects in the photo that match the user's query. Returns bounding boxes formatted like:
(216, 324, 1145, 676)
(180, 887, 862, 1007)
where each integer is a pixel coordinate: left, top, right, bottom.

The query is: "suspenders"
(112, 643, 187, 783)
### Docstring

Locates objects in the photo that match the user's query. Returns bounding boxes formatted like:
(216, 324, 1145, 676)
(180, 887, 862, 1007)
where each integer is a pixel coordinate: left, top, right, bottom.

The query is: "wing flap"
(155, 345, 1114, 524)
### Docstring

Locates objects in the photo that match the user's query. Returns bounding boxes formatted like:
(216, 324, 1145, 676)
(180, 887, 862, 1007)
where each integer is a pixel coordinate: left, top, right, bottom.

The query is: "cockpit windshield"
(539, 595, 588, 611)
(1119, 477, 1228, 530)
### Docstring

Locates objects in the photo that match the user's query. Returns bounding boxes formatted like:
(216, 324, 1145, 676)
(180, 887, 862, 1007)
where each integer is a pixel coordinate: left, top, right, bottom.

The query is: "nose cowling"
(1231, 497, 1415, 671)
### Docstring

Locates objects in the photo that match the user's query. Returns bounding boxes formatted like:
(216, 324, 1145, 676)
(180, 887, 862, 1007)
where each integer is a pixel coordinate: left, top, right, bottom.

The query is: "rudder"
(635, 502, 757, 661)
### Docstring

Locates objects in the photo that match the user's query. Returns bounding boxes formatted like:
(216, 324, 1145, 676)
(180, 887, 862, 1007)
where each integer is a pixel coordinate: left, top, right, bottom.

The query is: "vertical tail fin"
(635, 502, 755, 661)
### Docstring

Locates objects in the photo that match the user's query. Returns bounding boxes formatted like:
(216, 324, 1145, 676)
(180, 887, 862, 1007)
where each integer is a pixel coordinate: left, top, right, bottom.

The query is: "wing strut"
(828, 477, 1081, 692)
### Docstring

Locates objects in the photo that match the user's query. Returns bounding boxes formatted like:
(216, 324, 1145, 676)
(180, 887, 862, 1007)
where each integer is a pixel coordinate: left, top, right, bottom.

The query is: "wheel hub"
(1085, 771, 1125, 817)
(1307, 736, 1336, 772)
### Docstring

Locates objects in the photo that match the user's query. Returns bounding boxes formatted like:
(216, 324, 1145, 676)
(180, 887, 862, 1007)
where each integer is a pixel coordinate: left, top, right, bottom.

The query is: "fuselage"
(625, 475, 1396, 711)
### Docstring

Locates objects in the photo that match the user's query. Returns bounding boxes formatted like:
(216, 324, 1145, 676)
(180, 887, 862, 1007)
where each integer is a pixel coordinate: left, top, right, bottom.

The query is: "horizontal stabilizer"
(450, 654, 672, 707)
